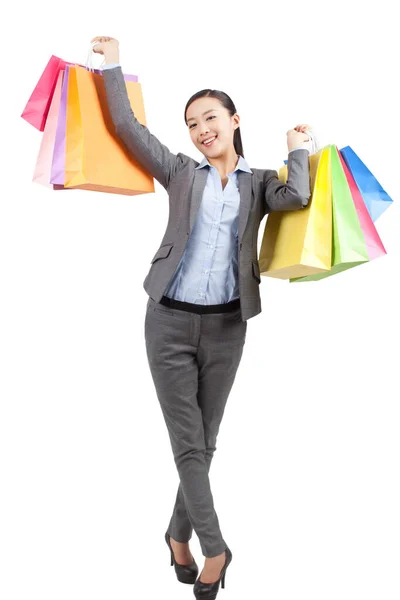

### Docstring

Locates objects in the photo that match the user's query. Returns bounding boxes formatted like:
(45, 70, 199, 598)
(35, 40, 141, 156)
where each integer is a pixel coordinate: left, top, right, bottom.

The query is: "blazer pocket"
(150, 243, 174, 263)
(252, 260, 261, 283)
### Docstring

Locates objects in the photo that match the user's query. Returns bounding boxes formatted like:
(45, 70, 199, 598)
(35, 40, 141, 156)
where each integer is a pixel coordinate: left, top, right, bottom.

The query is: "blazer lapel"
(238, 171, 253, 241)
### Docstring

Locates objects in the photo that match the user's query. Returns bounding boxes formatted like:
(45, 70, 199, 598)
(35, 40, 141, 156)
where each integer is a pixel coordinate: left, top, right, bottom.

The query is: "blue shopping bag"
(339, 146, 393, 221)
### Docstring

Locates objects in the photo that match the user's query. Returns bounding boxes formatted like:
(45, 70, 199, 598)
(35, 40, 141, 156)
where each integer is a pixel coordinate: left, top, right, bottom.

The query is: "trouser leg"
(145, 300, 247, 557)
(161, 305, 247, 554)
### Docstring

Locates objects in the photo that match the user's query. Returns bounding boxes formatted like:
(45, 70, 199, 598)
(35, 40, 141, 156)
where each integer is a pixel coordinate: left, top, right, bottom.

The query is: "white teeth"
(203, 136, 216, 145)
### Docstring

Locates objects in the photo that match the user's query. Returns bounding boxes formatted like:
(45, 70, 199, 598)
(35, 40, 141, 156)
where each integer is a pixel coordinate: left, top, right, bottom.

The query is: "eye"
(189, 115, 215, 130)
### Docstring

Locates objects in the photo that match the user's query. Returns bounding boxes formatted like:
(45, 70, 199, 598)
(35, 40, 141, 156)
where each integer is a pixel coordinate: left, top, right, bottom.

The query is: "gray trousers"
(144, 296, 247, 558)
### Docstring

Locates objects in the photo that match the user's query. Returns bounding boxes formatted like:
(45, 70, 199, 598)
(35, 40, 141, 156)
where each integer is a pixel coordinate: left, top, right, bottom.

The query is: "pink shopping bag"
(32, 70, 64, 188)
(338, 151, 386, 261)
(20, 55, 77, 131)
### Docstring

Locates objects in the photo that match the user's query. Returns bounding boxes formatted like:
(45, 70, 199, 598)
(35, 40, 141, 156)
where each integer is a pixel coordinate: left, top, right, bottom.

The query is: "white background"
(1, 1, 399, 599)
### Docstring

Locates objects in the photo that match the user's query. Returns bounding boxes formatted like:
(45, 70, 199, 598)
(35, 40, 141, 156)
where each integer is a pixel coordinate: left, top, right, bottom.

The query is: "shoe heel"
(165, 530, 198, 585)
(221, 571, 226, 589)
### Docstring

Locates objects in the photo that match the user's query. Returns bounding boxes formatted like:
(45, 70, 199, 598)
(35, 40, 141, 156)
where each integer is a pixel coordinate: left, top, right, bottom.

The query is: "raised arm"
(263, 148, 311, 214)
(91, 37, 185, 190)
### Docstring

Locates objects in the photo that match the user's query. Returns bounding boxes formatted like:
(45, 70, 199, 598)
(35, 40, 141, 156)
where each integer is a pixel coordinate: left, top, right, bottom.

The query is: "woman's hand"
(90, 36, 120, 63)
(286, 123, 312, 152)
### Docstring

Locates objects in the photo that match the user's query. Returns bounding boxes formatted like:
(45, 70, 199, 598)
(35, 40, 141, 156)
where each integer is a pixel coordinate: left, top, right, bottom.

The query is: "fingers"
(90, 36, 116, 54)
(90, 36, 115, 43)
(288, 125, 313, 137)
(294, 124, 311, 132)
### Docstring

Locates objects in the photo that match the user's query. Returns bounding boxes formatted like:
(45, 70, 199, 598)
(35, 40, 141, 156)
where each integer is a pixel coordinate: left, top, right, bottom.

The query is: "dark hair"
(184, 89, 244, 158)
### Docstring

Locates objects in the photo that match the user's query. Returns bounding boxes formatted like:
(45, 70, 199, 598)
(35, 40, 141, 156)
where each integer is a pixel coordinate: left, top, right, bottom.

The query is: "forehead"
(186, 97, 222, 122)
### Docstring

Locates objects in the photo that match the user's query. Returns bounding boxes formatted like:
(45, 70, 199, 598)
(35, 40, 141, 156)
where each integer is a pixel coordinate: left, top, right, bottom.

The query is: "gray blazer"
(102, 66, 311, 321)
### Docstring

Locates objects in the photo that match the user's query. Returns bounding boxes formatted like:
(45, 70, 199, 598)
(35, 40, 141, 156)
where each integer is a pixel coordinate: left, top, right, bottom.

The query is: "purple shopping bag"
(49, 66, 70, 186)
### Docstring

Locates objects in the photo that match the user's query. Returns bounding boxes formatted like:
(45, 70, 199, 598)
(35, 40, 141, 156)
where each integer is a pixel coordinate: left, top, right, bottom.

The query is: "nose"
(198, 124, 212, 140)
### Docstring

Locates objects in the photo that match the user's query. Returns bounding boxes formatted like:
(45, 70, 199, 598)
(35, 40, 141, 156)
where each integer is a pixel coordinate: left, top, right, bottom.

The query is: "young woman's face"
(186, 97, 239, 156)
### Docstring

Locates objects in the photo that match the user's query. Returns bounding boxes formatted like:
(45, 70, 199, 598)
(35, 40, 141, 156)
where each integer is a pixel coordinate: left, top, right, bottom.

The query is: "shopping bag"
(20, 55, 78, 131)
(338, 151, 386, 260)
(340, 146, 393, 222)
(62, 65, 154, 195)
(32, 70, 64, 188)
(50, 65, 139, 189)
(290, 145, 370, 282)
(259, 145, 332, 279)
(49, 66, 70, 187)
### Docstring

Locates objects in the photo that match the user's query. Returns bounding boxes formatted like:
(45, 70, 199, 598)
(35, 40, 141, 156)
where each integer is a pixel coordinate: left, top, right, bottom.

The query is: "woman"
(91, 35, 312, 600)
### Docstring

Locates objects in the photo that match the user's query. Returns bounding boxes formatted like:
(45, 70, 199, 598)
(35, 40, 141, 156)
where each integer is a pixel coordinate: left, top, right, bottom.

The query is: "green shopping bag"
(290, 145, 369, 282)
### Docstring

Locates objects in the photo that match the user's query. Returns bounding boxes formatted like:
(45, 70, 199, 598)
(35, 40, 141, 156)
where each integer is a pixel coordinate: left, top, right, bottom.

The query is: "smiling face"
(185, 96, 240, 157)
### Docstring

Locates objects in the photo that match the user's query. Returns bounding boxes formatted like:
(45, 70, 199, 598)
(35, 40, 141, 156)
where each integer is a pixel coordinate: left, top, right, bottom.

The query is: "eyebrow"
(186, 109, 218, 123)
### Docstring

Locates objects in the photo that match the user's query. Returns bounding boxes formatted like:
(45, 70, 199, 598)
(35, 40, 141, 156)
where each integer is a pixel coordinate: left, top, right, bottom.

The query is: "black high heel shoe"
(165, 530, 199, 584)
(193, 546, 232, 600)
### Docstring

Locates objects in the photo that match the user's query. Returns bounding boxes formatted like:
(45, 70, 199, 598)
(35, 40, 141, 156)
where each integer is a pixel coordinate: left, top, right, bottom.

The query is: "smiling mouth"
(202, 135, 218, 147)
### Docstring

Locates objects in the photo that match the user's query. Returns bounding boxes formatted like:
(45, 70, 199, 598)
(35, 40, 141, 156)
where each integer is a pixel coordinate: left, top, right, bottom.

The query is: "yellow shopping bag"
(259, 145, 332, 279)
(65, 65, 155, 195)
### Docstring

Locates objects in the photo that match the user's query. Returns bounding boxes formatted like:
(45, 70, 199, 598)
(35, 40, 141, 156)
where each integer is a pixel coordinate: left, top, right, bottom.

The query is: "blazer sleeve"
(101, 66, 186, 190)
(264, 148, 311, 214)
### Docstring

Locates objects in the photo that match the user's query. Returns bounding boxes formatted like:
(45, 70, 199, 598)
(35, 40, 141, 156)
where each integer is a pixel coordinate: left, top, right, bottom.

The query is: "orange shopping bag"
(64, 65, 155, 196)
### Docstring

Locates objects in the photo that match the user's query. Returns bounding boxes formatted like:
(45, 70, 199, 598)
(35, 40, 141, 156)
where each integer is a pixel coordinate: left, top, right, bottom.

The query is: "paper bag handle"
(85, 42, 106, 72)
(303, 129, 320, 155)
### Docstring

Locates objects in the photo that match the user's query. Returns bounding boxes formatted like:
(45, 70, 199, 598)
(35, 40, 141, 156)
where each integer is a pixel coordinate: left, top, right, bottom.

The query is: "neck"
(206, 147, 240, 178)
